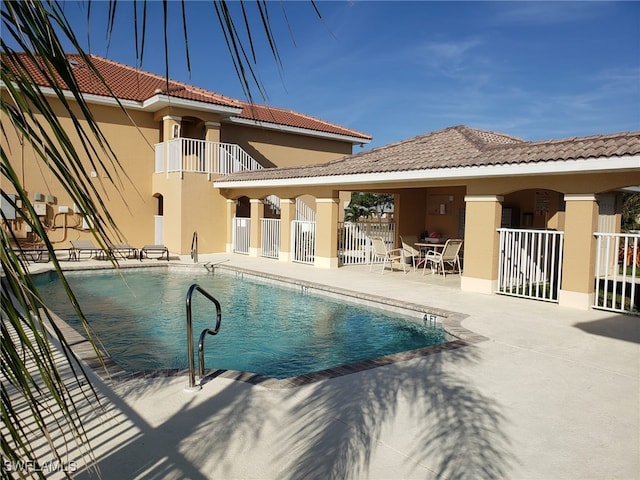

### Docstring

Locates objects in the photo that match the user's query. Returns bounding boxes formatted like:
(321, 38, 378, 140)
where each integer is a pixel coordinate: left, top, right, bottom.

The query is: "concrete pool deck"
(15, 253, 640, 479)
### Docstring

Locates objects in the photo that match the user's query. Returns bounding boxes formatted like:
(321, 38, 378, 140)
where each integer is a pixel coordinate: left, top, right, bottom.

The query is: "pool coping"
(35, 262, 488, 389)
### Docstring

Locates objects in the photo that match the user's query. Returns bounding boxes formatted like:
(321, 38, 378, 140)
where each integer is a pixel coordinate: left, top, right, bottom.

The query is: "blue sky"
(58, 1, 639, 150)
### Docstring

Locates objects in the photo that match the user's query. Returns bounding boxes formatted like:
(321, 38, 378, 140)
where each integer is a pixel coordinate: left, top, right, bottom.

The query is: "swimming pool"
(36, 268, 447, 379)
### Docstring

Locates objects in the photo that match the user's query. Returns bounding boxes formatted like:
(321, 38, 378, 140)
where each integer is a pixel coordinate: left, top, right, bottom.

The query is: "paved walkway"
(19, 254, 640, 479)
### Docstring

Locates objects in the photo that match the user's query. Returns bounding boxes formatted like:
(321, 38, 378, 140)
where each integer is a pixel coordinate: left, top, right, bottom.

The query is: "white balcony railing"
(155, 138, 262, 177)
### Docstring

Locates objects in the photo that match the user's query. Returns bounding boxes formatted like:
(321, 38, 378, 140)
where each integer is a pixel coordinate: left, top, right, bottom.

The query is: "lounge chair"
(70, 239, 105, 261)
(140, 244, 169, 261)
(110, 243, 138, 260)
(12, 246, 50, 263)
(423, 238, 463, 276)
(368, 236, 407, 274)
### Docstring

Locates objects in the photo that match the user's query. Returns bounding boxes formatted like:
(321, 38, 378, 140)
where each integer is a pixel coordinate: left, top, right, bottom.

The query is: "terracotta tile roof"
(236, 103, 372, 141)
(3, 52, 241, 107)
(216, 125, 640, 182)
(2, 52, 371, 141)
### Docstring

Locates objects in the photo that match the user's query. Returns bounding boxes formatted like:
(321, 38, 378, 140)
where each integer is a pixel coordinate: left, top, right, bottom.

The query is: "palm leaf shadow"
(276, 346, 515, 479)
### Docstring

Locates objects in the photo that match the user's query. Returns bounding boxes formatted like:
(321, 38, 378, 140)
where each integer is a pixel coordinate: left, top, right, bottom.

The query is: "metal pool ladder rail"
(185, 283, 222, 392)
(191, 231, 198, 263)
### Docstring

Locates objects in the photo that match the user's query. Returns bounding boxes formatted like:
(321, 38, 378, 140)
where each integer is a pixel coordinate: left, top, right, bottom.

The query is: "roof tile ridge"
(451, 125, 493, 152)
(84, 53, 242, 105)
(240, 101, 372, 139)
(456, 125, 525, 149)
(370, 125, 459, 147)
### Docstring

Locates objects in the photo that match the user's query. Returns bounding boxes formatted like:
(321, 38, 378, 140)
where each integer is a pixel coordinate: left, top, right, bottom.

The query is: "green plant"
(1, 0, 317, 476)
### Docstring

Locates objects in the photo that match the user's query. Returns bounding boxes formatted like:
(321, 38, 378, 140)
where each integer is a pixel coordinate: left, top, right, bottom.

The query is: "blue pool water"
(35, 269, 446, 379)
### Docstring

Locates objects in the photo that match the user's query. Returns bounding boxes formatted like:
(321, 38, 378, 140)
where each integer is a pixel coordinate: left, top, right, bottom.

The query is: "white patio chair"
(368, 236, 407, 274)
(400, 235, 424, 272)
(423, 239, 463, 276)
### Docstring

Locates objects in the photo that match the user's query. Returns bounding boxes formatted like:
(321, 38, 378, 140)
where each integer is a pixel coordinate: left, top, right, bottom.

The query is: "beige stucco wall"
(2, 91, 158, 249)
(459, 195, 503, 293)
(2, 88, 361, 255)
(559, 195, 599, 308)
(423, 186, 467, 240)
(222, 123, 353, 169)
(395, 189, 428, 241)
(152, 171, 231, 254)
(464, 173, 638, 196)
(315, 197, 340, 268)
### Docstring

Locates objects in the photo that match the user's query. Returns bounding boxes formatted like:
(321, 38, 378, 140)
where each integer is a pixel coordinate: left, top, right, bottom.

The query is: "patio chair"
(400, 235, 424, 272)
(140, 244, 169, 261)
(70, 239, 105, 261)
(368, 236, 407, 274)
(423, 238, 463, 276)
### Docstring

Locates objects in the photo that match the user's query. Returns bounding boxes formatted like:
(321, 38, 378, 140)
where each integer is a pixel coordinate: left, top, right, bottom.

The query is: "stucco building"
(3, 53, 639, 313)
(1, 53, 371, 255)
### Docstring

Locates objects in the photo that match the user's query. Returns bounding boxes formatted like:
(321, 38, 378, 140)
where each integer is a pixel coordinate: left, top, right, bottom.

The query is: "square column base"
(279, 252, 291, 262)
(460, 275, 496, 295)
(559, 290, 594, 310)
(314, 256, 339, 269)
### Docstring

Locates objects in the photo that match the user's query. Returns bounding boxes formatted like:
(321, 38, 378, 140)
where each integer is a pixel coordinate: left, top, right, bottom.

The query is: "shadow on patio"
(66, 340, 513, 479)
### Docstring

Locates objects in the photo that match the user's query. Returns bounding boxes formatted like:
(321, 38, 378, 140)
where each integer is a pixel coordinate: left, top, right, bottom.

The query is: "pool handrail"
(191, 231, 198, 263)
(185, 283, 222, 391)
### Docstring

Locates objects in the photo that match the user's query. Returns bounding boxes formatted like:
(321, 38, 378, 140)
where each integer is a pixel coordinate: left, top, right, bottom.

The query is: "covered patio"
(215, 126, 640, 312)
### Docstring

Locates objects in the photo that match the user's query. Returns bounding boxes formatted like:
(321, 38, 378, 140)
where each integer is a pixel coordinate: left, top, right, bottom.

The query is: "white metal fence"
(233, 217, 250, 255)
(261, 218, 281, 259)
(338, 221, 396, 265)
(291, 220, 316, 264)
(594, 233, 639, 314)
(497, 228, 564, 302)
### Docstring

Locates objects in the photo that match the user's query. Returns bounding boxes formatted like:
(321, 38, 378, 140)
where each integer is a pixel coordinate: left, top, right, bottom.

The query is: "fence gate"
(261, 218, 281, 259)
(497, 228, 564, 302)
(233, 217, 250, 254)
(594, 233, 639, 315)
(291, 220, 316, 264)
(338, 221, 396, 265)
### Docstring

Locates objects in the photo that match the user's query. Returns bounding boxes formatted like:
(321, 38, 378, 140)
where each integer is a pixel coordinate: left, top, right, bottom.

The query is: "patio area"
(16, 253, 640, 479)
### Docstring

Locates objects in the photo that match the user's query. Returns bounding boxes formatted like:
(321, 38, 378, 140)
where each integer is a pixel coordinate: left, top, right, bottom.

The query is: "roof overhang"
(214, 154, 640, 189)
(0, 81, 243, 116)
(226, 116, 371, 146)
(141, 94, 242, 115)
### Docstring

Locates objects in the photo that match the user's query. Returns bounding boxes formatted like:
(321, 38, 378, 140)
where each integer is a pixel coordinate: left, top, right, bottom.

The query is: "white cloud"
(490, 1, 609, 26)
(413, 38, 487, 80)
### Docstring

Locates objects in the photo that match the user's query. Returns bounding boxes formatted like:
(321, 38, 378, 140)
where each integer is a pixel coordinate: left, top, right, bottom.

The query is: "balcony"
(155, 138, 262, 178)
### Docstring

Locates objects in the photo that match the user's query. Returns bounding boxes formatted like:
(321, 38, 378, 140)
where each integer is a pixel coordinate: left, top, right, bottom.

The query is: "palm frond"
(1, 0, 318, 474)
